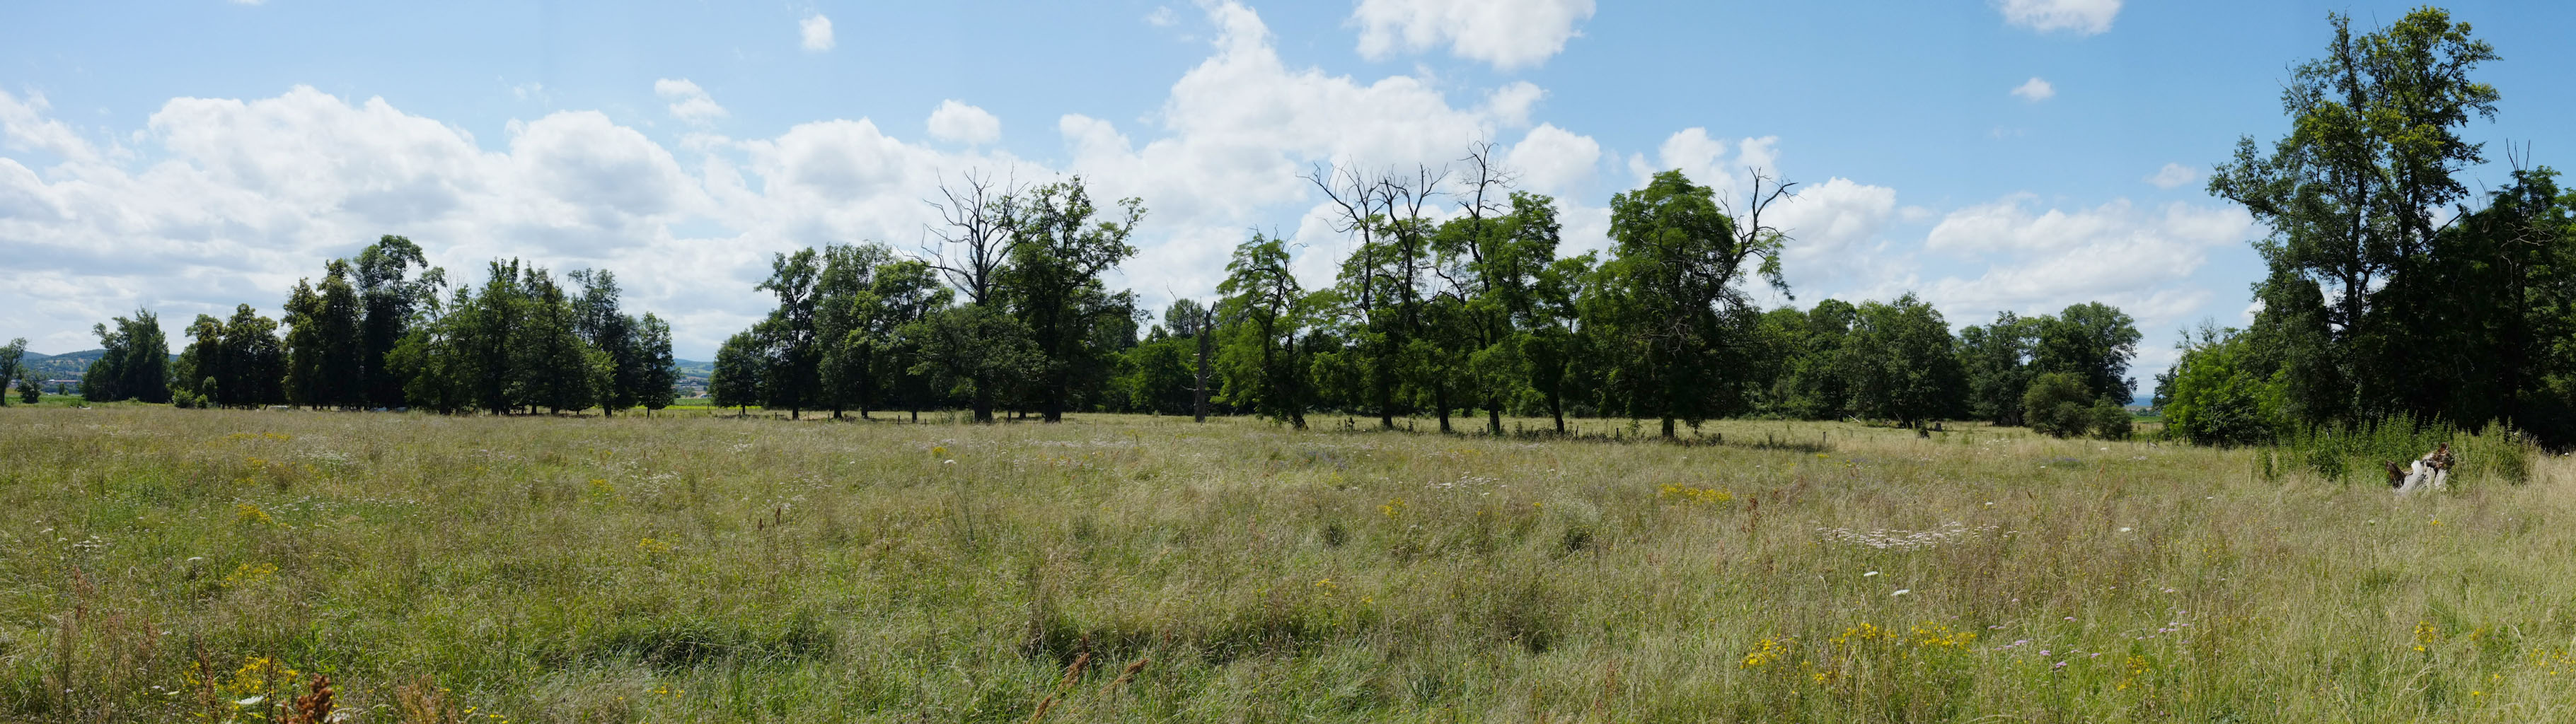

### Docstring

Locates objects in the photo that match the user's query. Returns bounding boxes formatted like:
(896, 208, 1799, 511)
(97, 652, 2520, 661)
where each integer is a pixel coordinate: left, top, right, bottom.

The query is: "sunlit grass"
(0, 407, 2567, 722)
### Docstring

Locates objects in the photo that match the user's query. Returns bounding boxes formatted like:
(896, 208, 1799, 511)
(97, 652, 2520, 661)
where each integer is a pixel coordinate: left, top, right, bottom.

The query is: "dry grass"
(1, 407, 2570, 722)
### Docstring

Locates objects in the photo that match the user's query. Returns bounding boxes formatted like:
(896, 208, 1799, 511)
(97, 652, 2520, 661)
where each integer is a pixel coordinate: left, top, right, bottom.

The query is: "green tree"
(2023, 371, 2093, 438)
(1005, 177, 1143, 422)
(1840, 295, 1965, 428)
(1958, 312, 2043, 426)
(2209, 8, 2500, 428)
(753, 249, 824, 419)
(2156, 325, 2290, 447)
(813, 243, 895, 419)
(221, 305, 288, 407)
(2034, 302, 2142, 406)
(1596, 169, 1791, 437)
(510, 269, 601, 414)
(1438, 183, 1563, 436)
(0, 338, 23, 407)
(865, 259, 954, 421)
(1215, 233, 1309, 428)
(283, 261, 364, 408)
(633, 313, 679, 413)
(709, 330, 765, 415)
(174, 314, 225, 407)
(83, 310, 171, 404)
(354, 236, 442, 407)
(903, 304, 1038, 422)
(1521, 252, 1597, 433)
(1772, 299, 1859, 419)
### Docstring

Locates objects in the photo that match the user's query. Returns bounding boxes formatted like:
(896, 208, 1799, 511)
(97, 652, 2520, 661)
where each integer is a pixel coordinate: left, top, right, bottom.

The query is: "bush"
(2023, 373, 2092, 438)
(2159, 328, 2287, 447)
(2089, 401, 2132, 439)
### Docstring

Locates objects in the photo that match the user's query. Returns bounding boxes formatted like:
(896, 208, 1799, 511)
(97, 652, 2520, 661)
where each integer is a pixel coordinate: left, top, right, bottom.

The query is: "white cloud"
(1145, 6, 1177, 27)
(10, 0, 2242, 369)
(1995, 0, 2120, 35)
(925, 100, 1001, 146)
(1629, 128, 1780, 202)
(2011, 77, 2055, 102)
(653, 78, 728, 126)
(1352, 0, 1595, 70)
(1914, 194, 2255, 351)
(1773, 177, 1898, 276)
(2145, 163, 2197, 189)
(0, 90, 99, 163)
(799, 13, 835, 52)
(1504, 123, 1598, 197)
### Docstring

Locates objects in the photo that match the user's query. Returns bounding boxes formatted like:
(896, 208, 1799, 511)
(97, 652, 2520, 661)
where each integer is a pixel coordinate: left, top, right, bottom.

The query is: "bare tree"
(1306, 162, 1397, 428)
(922, 170, 1026, 307)
(1721, 168, 1798, 300)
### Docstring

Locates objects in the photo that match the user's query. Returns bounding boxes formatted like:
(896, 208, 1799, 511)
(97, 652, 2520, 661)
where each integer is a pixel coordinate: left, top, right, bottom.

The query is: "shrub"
(2090, 401, 2132, 440)
(2023, 373, 2092, 438)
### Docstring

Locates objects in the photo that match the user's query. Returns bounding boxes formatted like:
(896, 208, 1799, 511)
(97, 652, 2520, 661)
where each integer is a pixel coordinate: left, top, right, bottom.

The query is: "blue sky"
(3, 0, 2570, 376)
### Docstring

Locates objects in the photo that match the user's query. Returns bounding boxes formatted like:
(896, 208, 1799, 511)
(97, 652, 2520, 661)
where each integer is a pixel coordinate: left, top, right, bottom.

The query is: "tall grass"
(1, 407, 2572, 722)
(2265, 414, 2535, 486)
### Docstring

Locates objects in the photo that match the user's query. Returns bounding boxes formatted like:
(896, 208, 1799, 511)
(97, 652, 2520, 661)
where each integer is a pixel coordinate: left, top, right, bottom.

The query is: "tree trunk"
(1486, 397, 1503, 436)
(1194, 332, 1211, 423)
(1661, 416, 1676, 439)
(1434, 382, 1451, 433)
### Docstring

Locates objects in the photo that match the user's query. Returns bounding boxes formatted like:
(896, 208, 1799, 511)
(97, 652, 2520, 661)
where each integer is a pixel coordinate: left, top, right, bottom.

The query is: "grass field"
(1, 407, 2569, 723)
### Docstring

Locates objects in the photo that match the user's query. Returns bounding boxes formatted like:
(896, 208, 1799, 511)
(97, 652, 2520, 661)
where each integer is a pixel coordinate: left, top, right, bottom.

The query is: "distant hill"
(674, 358, 712, 377)
(21, 349, 106, 380)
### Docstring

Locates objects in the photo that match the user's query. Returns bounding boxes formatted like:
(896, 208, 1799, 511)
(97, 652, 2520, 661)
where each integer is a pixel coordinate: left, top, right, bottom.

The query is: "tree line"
(2163, 8, 2576, 448)
(66, 236, 678, 414)
(714, 156, 2147, 440)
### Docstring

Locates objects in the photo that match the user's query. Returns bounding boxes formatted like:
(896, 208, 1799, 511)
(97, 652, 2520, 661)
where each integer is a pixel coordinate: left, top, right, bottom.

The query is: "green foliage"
(353, 235, 441, 407)
(2034, 302, 2141, 404)
(1839, 295, 1966, 427)
(1007, 177, 1144, 422)
(2205, 8, 2572, 442)
(2158, 325, 2289, 448)
(1595, 169, 1785, 437)
(2023, 372, 2092, 438)
(0, 338, 21, 407)
(1215, 233, 1310, 428)
(2089, 401, 2132, 440)
(1958, 312, 2042, 425)
(707, 330, 764, 413)
(2275, 414, 2532, 486)
(901, 304, 1039, 423)
(82, 309, 170, 404)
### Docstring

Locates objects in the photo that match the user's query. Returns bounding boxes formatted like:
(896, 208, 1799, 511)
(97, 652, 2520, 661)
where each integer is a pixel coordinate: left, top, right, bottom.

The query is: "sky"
(3, 0, 2572, 380)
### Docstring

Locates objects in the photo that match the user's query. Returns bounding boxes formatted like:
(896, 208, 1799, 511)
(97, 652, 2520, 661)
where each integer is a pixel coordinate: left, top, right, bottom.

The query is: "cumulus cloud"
(1772, 177, 1898, 273)
(0, 3, 1576, 356)
(925, 100, 1001, 146)
(653, 78, 727, 126)
(1504, 123, 1598, 196)
(1627, 128, 1780, 202)
(2145, 163, 2197, 189)
(799, 13, 835, 52)
(0, 90, 98, 163)
(1914, 194, 2254, 347)
(1352, 0, 1595, 70)
(2011, 77, 2055, 102)
(1995, 0, 2121, 35)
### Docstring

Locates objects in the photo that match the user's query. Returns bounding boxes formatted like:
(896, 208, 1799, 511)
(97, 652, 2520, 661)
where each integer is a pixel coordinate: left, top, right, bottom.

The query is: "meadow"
(1, 407, 2570, 723)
